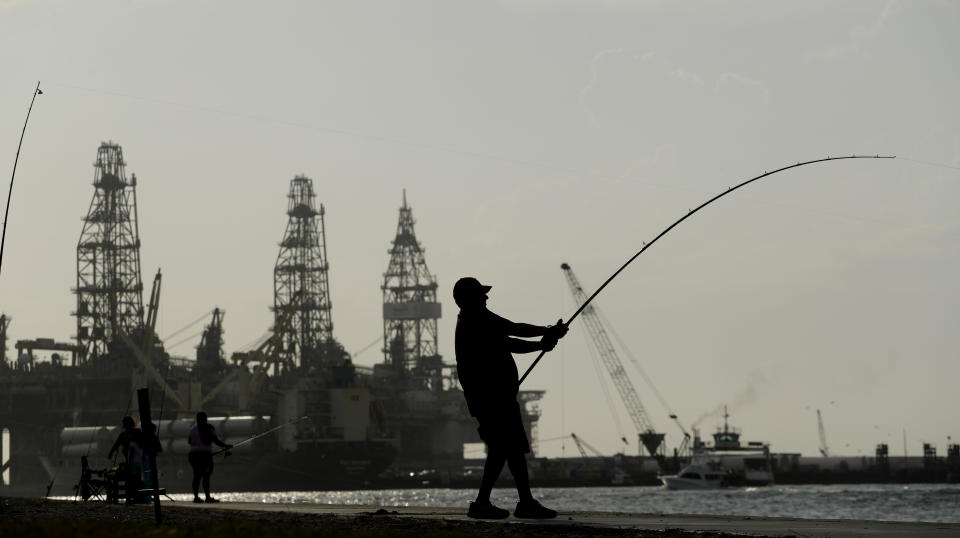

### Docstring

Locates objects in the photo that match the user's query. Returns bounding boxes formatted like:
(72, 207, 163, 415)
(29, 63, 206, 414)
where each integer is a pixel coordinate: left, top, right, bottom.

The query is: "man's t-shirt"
(455, 308, 521, 416)
(188, 424, 218, 453)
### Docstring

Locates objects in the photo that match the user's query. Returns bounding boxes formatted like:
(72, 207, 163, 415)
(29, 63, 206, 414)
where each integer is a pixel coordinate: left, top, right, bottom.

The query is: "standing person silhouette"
(107, 415, 144, 504)
(187, 412, 232, 503)
(454, 277, 568, 519)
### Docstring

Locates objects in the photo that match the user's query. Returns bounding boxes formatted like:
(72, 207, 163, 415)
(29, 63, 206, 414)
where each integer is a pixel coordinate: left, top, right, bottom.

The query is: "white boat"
(660, 462, 726, 490)
(661, 407, 776, 489)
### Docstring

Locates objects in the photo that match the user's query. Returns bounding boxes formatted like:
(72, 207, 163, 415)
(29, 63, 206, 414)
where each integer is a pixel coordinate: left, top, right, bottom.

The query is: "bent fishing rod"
(519, 154, 895, 386)
(213, 416, 310, 456)
(2, 82, 42, 278)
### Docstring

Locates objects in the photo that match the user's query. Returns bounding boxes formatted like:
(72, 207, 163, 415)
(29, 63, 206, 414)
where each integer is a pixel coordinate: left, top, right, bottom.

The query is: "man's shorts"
(188, 451, 214, 474)
(475, 400, 530, 456)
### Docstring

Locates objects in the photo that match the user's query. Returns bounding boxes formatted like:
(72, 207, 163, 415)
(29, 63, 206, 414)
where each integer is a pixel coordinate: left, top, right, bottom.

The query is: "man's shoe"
(514, 499, 557, 519)
(204, 497, 220, 503)
(467, 501, 509, 519)
(192, 497, 203, 503)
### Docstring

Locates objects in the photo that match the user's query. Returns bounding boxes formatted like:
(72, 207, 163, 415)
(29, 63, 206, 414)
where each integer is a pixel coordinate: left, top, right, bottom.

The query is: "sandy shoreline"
(2, 496, 958, 537)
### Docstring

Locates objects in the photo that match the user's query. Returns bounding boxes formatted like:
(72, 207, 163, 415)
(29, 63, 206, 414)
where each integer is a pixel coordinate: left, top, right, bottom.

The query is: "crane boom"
(670, 414, 692, 456)
(570, 433, 605, 458)
(817, 409, 830, 457)
(561, 263, 664, 458)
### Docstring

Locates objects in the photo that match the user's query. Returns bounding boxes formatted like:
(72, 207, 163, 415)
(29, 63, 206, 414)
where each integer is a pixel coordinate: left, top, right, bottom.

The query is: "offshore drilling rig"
(3, 142, 959, 492)
(273, 175, 347, 373)
(373, 192, 471, 470)
(370, 191, 545, 471)
(74, 142, 145, 363)
(0, 155, 548, 493)
(0, 142, 166, 492)
(246, 186, 543, 474)
(381, 190, 443, 388)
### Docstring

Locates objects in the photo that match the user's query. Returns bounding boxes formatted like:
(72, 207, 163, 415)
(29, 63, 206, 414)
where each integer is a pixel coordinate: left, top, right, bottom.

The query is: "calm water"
(167, 484, 960, 523)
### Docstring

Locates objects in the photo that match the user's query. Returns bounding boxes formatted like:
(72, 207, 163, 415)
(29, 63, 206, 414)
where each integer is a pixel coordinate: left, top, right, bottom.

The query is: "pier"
(2, 496, 959, 537)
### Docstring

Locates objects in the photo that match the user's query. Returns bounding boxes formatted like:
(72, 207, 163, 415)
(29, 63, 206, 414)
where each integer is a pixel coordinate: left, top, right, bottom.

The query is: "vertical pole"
(136, 388, 162, 525)
(1, 427, 10, 486)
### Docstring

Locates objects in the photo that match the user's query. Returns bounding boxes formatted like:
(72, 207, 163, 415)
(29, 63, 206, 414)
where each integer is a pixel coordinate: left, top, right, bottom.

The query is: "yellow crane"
(561, 263, 666, 459)
(231, 293, 302, 407)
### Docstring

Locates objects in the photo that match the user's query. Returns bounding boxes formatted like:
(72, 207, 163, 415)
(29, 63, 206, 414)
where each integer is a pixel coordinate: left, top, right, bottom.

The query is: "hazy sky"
(2, 0, 958, 459)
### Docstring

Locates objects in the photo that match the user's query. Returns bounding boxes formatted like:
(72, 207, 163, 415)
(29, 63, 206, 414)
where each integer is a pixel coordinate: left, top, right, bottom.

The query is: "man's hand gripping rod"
(519, 155, 895, 386)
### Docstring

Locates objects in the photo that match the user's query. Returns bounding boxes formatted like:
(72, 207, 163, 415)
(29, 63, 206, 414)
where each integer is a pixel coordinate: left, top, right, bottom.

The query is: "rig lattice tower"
(75, 142, 144, 362)
(381, 191, 442, 389)
(274, 175, 335, 370)
(195, 307, 226, 377)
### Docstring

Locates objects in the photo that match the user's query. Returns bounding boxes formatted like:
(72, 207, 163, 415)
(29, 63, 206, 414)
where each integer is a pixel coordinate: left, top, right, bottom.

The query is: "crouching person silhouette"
(453, 277, 568, 519)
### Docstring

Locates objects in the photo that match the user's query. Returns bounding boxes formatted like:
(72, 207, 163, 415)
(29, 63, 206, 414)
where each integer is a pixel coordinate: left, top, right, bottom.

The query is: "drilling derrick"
(196, 308, 226, 378)
(381, 191, 442, 390)
(274, 175, 338, 371)
(75, 142, 145, 363)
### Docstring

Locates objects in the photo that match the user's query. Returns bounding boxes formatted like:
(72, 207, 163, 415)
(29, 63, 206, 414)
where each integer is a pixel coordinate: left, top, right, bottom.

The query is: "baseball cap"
(453, 277, 492, 304)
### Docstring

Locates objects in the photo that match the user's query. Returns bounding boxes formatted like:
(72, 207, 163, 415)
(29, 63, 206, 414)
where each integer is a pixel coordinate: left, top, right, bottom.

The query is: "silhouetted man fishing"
(454, 277, 568, 519)
(188, 412, 232, 503)
(106, 415, 144, 504)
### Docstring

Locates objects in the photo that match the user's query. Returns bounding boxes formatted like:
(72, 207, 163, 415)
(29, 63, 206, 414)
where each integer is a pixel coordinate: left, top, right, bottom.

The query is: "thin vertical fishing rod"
(519, 154, 895, 385)
(1, 81, 42, 278)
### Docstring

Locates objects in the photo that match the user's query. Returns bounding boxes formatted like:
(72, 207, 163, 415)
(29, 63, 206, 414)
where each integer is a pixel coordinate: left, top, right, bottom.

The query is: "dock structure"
(74, 142, 145, 363)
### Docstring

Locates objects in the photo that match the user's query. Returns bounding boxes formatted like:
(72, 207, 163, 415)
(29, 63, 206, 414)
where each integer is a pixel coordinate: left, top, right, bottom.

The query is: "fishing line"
(898, 157, 960, 172)
(519, 155, 896, 385)
(351, 335, 383, 359)
(558, 271, 567, 457)
(42, 81, 910, 228)
(42, 81, 607, 178)
(237, 331, 273, 353)
(165, 329, 206, 351)
(211, 416, 309, 457)
(156, 362, 173, 428)
(597, 307, 676, 418)
(162, 309, 214, 341)
(34, 80, 785, 199)
(537, 436, 572, 444)
(579, 321, 627, 442)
